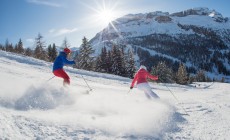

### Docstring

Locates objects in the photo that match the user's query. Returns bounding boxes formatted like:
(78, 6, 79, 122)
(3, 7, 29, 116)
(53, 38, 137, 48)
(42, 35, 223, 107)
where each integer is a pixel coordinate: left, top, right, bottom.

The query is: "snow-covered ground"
(0, 50, 230, 139)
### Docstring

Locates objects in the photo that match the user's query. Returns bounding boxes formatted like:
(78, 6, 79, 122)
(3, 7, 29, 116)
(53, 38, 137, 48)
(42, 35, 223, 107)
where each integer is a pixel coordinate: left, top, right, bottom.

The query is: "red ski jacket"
(131, 68, 158, 88)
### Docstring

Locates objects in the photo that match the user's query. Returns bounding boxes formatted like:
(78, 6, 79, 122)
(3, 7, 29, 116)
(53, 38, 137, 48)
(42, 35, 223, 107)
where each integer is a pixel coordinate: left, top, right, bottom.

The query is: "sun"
(96, 8, 116, 25)
(82, 0, 121, 29)
(98, 8, 114, 24)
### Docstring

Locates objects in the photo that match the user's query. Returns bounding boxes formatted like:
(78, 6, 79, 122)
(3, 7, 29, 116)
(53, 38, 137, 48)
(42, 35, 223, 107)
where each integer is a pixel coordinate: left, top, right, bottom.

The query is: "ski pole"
(80, 75, 92, 91)
(127, 89, 131, 94)
(47, 76, 55, 82)
(160, 80, 189, 116)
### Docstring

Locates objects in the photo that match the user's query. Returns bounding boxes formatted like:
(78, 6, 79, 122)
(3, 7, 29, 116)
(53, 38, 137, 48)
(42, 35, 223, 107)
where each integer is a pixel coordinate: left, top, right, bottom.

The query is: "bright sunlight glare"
(97, 8, 116, 25)
(82, 0, 122, 29)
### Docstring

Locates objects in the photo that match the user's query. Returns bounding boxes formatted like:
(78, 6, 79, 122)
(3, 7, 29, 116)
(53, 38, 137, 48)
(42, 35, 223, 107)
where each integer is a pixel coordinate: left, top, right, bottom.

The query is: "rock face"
(89, 7, 230, 76)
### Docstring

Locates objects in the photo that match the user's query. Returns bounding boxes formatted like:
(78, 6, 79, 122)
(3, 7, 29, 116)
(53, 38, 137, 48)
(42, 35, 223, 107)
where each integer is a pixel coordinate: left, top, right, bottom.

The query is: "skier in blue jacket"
(53, 48, 76, 86)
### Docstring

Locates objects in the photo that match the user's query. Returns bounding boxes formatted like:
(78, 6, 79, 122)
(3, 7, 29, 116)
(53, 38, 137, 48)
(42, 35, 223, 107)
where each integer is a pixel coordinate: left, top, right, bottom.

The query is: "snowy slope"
(0, 50, 230, 139)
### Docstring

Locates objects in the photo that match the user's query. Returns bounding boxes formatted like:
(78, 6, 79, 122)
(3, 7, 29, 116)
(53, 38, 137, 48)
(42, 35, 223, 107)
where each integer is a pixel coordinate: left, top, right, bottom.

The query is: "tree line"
(0, 33, 225, 84)
(0, 34, 136, 79)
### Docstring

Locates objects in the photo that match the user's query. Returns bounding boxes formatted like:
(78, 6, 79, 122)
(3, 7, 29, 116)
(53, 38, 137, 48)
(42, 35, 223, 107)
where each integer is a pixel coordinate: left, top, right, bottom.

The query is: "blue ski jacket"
(53, 52, 75, 71)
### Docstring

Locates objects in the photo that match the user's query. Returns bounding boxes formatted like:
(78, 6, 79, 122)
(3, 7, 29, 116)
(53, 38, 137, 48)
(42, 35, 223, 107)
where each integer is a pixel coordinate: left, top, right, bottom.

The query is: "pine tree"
(8, 43, 14, 52)
(47, 43, 57, 62)
(76, 37, 95, 71)
(126, 48, 136, 78)
(111, 45, 123, 76)
(34, 33, 47, 61)
(195, 70, 206, 82)
(151, 61, 174, 83)
(0, 44, 3, 50)
(25, 48, 33, 56)
(47, 44, 52, 62)
(14, 44, 18, 53)
(5, 39, 14, 52)
(62, 38, 70, 49)
(95, 47, 108, 72)
(106, 50, 113, 73)
(120, 46, 127, 77)
(17, 38, 24, 54)
(176, 63, 188, 85)
(4, 39, 9, 51)
(51, 43, 57, 61)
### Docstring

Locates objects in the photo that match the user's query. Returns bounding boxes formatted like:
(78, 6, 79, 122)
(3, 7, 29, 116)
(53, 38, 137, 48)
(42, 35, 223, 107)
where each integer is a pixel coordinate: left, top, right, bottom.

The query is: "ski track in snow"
(0, 51, 230, 139)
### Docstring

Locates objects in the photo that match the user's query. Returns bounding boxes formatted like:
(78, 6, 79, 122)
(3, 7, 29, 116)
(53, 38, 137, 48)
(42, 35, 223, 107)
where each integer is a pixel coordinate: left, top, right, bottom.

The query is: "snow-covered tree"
(111, 45, 123, 76)
(76, 37, 95, 71)
(176, 63, 188, 85)
(126, 48, 136, 78)
(95, 47, 108, 72)
(151, 61, 174, 83)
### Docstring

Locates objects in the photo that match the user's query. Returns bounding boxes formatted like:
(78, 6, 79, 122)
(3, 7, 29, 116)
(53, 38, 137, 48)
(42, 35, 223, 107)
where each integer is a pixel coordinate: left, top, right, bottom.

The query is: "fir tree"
(34, 33, 47, 61)
(14, 44, 18, 53)
(51, 43, 57, 61)
(0, 44, 3, 50)
(111, 45, 123, 76)
(195, 70, 206, 82)
(17, 38, 24, 54)
(25, 48, 33, 56)
(176, 63, 188, 85)
(5, 39, 13, 52)
(62, 38, 70, 49)
(106, 50, 113, 73)
(4, 39, 9, 51)
(95, 47, 108, 72)
(47, 43, 57, 62)
(151, 61, 174, 83)
(76, 37, 95, 71)
(9, 44, 14, 52)
(47, 44, 52, 62)
(126, 48, 136, 78)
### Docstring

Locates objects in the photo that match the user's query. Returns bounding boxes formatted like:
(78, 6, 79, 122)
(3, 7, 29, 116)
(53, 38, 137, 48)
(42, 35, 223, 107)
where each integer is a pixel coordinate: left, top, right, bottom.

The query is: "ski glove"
(130, 87, 133, 89)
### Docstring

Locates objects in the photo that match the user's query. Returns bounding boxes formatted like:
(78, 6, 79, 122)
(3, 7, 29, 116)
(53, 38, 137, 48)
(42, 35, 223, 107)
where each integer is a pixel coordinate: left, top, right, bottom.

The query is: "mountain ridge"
(89, 7, 230, 79)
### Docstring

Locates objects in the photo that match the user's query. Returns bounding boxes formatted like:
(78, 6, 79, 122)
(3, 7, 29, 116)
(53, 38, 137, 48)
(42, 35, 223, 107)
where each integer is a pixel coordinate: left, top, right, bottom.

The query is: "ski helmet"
(64, 48, 71, 54)
(140, 65, 147, 70)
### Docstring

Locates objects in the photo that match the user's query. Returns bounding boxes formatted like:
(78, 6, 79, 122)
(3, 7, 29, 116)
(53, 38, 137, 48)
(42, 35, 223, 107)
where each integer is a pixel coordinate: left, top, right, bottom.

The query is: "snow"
(0, 50, 230, 139)
(107, 9, 229, 39)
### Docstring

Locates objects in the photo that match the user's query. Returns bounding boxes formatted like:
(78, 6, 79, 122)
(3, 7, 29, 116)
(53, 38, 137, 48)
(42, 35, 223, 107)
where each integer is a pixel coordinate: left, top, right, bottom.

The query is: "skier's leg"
(61, 71, 70, 86)
(137, 83, 151, 99)
(53, 69, 70, 86)
(139, 83, 159, 99)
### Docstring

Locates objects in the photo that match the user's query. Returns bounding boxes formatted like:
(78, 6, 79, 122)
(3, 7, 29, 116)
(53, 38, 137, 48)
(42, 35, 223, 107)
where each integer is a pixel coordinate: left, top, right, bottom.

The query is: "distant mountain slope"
(89, 7, 230, 78)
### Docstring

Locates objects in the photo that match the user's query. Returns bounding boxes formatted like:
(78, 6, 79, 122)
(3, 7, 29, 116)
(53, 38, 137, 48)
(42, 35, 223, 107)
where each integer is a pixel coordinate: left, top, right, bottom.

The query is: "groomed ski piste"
(0, 50, 230, 140)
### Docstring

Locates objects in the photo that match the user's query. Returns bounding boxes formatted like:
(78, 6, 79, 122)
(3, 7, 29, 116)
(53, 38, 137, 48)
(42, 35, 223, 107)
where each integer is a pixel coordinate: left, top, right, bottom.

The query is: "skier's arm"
(147, 72, 158, 81)
(130, 73, 138, 88)
(62, 57, 76, 65)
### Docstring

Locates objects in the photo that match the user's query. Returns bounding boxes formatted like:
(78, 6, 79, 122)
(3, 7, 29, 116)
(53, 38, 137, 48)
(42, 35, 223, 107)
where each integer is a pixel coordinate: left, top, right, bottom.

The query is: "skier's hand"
(130, 87, 133, 89)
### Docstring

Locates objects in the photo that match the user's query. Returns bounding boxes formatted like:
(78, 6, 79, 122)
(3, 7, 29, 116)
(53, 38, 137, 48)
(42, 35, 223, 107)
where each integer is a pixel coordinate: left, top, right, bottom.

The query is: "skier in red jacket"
(130, 65, 159, 99)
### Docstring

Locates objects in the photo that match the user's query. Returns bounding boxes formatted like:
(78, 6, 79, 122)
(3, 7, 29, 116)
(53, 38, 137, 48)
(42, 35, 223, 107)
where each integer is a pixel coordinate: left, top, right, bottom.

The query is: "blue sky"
(0, 0, 229, 48)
